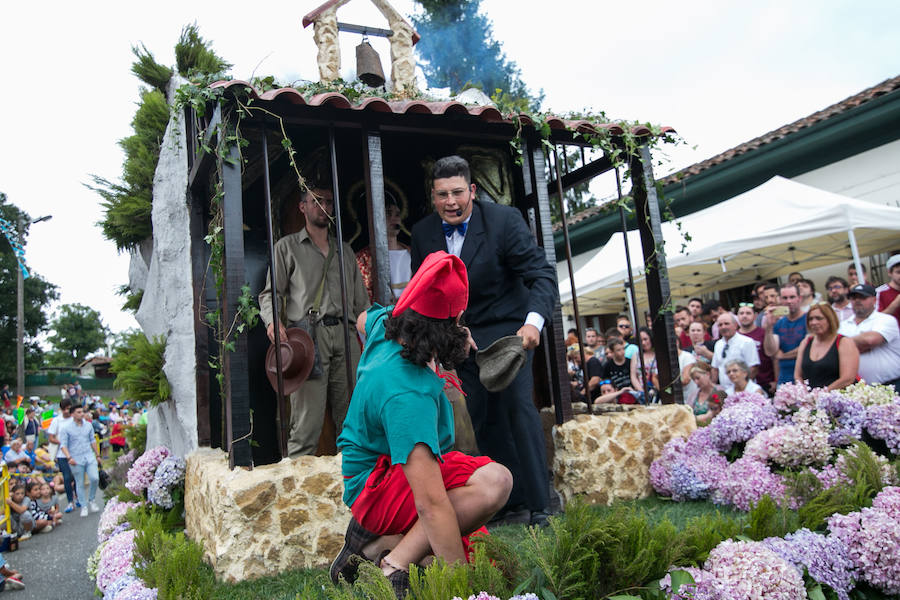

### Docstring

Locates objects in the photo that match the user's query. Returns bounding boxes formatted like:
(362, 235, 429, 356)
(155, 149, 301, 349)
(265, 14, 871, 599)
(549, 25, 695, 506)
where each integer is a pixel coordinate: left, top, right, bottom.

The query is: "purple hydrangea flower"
(762, 528, 856, 600)
(828, 486, 900, 595)
(114, 580, 158, 600)
(98, 497, 142, 543)
(707, 400, 778, 453)
(147, 456, 185, 509)
(103, 575, 139, 600)
(650, 433, 728, 501)
(126, 446, 171, 496)
(816, 391, 866, 446)
(712, 457, 788, 511)
(721, 390, 770, 410)
(863, 402, 900, 455)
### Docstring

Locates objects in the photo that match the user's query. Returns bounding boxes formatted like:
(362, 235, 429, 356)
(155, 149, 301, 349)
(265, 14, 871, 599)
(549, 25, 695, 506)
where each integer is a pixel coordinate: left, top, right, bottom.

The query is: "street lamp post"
(16, 215, 51, 399)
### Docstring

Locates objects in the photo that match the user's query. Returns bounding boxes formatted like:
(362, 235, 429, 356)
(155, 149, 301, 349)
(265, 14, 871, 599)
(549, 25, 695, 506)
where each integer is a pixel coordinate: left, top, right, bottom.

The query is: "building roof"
(659, 74, 900, 186)
(211, 80, 676, 138)
(553, 74, 900, 234)
(78, 356, 112, 368)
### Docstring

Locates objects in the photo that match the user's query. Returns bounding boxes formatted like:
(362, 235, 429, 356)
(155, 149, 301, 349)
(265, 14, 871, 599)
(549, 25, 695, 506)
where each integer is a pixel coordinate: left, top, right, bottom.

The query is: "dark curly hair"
(384, 309, 470, 369)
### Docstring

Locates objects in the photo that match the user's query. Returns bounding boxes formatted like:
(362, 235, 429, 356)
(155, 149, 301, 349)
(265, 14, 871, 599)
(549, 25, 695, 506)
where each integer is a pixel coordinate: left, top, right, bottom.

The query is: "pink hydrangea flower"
(703, 539, 806, 600)
(97, 497, 142, 543)
(125, 446, 171, 496)
(772, 380, 815, 413)
(96, 529, 137, 592)
(712, 457, 788, 511)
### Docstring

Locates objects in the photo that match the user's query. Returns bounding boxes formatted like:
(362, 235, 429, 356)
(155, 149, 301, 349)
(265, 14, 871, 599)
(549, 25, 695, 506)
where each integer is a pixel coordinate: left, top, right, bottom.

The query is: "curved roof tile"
(207, 81, 674, 134)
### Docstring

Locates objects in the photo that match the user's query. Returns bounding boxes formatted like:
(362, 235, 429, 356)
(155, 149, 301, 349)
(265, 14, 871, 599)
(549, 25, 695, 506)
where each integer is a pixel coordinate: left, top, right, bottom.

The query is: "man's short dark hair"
(25, 408, 33, 415)
(674, 305, 690, 315)
(616, 314, 631, 323)
(848, 263, 867, 273)
(567, 328, 577, 336)
(604, 328, 619, 340)
(385, 309, 469, 369)
(689, 297, 702, 305)
(780, 283, 799, 295)
(59, 398, 71, 411)
(432, 155, 471, 184)
(826, 276, 849, 289)
(585, 327, 597, 334)
(762, 283, 778, 293)
(701, 300, 721, 315)
(801, 278, 816, 293)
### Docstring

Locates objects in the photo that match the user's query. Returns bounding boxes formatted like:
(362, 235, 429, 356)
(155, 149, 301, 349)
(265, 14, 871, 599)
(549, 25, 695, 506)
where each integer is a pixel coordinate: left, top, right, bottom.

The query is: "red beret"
(392, 251, 468, 319)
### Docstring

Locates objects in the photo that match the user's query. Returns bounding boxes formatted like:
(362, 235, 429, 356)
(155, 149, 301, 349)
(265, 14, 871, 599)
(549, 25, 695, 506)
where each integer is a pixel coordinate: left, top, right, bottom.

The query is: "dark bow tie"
(442, 222, 467, 237)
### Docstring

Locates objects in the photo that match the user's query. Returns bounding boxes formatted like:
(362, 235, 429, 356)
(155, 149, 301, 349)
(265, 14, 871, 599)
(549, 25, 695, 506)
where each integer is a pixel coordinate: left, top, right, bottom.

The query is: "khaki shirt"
(258, 229, 370, 327)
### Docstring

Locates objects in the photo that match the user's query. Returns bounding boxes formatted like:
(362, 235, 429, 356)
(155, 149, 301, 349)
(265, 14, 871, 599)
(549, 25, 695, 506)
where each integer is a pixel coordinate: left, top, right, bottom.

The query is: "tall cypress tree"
(411, 0, 542, 112)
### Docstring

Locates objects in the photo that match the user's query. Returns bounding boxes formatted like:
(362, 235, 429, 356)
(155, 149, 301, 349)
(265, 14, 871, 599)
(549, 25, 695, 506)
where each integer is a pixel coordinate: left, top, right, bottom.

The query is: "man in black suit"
(410, 155, 558, 525)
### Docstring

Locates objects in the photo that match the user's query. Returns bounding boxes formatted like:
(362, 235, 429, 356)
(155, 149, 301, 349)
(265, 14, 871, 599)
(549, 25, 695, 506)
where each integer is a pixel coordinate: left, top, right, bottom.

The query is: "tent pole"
(615, 167, 647, 396)
(847, 229, 866, 284)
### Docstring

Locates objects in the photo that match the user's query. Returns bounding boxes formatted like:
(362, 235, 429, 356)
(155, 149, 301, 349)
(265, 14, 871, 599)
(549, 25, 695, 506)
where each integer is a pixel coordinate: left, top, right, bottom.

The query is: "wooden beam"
(188, 105, 221, 192)
(221, 128, 253, 467)
(189, 183, 212, 447)
(363, 129, 391, 306)
(546, 155, 614, 196)
(528, 139, 572, 424)
(630, 145, 683, 405)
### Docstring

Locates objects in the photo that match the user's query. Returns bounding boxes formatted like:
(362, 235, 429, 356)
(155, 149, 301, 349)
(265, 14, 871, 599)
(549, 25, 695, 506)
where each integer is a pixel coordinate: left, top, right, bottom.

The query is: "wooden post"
(221, 120, 253, 467)
(527, 138, 572, 424)
(630, 145, 682, 404)
(363, 129, 391, 306)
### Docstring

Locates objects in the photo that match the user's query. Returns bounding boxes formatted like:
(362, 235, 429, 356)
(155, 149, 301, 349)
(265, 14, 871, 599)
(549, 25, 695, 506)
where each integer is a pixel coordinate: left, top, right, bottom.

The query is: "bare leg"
(381, 462, 511, 573)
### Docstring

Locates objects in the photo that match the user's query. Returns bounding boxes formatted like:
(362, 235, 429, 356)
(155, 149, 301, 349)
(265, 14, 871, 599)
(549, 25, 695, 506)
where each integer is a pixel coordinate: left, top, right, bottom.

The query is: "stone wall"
(185, 448, 350, 582)
(553, 404, 696, 506)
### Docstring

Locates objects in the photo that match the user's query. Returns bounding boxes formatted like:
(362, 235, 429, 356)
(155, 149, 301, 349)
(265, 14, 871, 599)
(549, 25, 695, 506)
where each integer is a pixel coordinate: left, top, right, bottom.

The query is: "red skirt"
(351, 451, 492, 555)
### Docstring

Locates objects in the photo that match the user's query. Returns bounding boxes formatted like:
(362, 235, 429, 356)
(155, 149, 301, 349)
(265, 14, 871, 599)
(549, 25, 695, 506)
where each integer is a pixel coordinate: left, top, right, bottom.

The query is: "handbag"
(288, 239, 335, 381)
(99, 468, 111, 490)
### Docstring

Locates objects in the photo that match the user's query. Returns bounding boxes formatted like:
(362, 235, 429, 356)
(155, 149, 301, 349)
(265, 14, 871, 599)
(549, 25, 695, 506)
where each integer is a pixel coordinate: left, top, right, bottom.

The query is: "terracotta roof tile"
(659, 74, 900, 186)
(209, 80, 672, 137)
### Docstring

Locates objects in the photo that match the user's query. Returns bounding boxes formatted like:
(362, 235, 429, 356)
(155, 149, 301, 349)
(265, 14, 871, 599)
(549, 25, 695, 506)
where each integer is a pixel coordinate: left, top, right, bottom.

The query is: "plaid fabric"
(329, 517, 379, 585)
(387, 569, 410, 599)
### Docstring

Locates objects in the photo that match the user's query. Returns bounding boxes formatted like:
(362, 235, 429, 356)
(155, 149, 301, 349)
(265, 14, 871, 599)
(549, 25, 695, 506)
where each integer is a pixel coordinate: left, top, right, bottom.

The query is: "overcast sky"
(1, 0, 898, 339)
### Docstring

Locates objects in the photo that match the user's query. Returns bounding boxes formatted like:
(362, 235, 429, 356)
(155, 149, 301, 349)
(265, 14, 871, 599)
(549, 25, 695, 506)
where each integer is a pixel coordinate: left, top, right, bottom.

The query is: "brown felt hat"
(265, 328, 315, 395)
(475, 335, 526, 393)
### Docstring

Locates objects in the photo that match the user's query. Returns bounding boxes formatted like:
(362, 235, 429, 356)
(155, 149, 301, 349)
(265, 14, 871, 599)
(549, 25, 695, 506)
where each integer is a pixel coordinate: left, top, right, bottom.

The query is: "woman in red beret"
(332, 251, 512, 596)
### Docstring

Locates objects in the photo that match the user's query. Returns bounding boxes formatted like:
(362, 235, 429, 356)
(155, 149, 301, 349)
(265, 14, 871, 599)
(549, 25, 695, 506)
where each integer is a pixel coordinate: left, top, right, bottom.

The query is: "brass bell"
(356, 40, 386, 88)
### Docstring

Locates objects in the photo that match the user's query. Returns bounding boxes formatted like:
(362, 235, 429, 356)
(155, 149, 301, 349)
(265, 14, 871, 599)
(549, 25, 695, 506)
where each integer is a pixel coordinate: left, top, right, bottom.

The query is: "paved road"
(6, 495, 105, 600)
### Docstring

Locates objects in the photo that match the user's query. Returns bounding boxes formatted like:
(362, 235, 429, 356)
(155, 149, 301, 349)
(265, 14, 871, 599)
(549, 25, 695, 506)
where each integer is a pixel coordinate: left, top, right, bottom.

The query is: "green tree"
(0, 193, 59, 383)
(46, 303, 109, 365)
(410, 0, 543, 112)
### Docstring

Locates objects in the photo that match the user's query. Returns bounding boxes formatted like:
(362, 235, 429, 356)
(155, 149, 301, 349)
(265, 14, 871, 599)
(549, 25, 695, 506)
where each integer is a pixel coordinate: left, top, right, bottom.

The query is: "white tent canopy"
(560, 176, 900, 313)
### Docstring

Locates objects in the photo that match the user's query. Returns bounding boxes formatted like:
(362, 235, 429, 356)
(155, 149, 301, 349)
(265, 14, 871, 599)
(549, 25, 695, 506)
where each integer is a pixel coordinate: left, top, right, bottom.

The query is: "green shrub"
(744, 495, 800, 541)
(126, 422, 148, 456)
(133, 521, 215, 599)
(110, 332, 170, 407)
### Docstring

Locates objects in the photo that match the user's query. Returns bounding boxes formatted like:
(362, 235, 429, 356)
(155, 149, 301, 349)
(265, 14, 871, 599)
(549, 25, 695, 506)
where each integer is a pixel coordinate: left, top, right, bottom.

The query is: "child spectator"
(7, 482, 51, 541)
(27, 481, 61, 527)
(36, 483, 61, 526)
(592, 379, 637, 405)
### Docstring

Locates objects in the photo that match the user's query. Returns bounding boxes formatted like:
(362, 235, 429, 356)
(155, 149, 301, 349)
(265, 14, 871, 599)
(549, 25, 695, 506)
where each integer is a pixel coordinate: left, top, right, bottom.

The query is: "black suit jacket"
(410, 200, 558, 348)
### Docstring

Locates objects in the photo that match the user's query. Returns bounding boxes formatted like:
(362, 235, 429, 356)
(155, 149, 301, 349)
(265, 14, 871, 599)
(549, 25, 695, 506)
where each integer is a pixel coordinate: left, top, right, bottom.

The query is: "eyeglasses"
(434, 188, 469, 201)
(617, 324, 632, 329)
(827, 284, 845, 291)
(738, 302, 755, 308)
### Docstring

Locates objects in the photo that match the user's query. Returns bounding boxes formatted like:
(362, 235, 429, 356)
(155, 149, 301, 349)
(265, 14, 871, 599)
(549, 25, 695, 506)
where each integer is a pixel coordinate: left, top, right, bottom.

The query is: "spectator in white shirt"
(838, 283, 900, 390)
(711, 312, 760, 393)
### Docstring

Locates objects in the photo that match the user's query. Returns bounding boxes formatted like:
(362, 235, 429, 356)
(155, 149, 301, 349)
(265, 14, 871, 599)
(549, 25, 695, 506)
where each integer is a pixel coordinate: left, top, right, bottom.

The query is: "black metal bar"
(188, 156, 211, 447)
(363, 129, 391, 306)
(260, 121, 289, 459)
(630, 145, 682, 404)
(552, 145, 587, 386)
(546, 155, 614, 197)
(337, 21, 394, 37)
(221, 118, 253, 467)
(529, 140, 572, 424)
(328, 126, 356, 399)
(615, 168, 647, 397)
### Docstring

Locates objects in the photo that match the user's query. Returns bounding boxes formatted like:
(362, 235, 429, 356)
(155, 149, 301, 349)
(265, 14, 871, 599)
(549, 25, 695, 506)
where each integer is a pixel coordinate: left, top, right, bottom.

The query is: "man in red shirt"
(737, 303, 776, 395)
(877, 254, 900, 328)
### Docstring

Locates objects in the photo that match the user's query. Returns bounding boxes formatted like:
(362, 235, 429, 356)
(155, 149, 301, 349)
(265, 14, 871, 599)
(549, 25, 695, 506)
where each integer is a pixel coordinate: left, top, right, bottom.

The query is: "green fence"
(25, 374, 115, 391)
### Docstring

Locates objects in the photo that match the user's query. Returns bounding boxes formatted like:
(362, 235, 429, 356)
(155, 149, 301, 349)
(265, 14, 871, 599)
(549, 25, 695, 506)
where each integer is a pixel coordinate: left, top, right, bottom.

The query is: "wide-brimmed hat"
(265, 328, 316, 395)
(476, 335, 526, 392)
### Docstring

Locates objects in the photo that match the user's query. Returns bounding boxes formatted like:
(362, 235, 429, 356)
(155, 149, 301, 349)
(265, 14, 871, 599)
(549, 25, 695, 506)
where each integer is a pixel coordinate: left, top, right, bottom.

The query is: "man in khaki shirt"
(259, 187, 369, 456)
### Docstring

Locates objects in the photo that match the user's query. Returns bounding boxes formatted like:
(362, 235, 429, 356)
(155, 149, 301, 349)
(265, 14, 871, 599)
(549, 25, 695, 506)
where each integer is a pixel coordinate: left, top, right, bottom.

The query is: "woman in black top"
(794, 303, 859, 390)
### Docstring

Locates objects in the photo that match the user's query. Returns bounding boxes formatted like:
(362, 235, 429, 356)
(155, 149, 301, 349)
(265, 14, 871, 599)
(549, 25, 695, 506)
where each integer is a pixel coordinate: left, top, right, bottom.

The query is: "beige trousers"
(287, 323, 360, 457)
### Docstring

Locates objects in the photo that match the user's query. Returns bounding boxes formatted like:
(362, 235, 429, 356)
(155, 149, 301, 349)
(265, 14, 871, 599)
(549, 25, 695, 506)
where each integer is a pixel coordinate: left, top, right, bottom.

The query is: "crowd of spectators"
(0, 385, 148, 592)
(566, 255, 900, 424)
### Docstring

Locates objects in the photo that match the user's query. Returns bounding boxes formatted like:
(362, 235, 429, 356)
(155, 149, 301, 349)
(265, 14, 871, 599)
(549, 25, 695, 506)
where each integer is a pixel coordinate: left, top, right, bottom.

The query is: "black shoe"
(530, 510, 550, 527)
(387, 569, 410, 599)
(330, 518, 379, 584)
